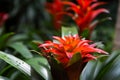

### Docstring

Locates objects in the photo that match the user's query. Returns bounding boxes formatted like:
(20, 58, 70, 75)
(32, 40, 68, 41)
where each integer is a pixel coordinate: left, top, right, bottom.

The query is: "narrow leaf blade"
(9, 42, 33, 59)
(26, 57, 53, 80)
(61, 26, 78, 37)
(0, 76, 10, 80)
(0, 51, 31, 76)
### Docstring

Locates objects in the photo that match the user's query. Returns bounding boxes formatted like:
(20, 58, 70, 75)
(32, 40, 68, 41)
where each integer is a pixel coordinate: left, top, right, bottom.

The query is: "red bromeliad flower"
(46, 0, 65, 29)
(63, 0, 109, 34)
(39, 34, 108, 67)
(46, 0, 63, 14)
(46, 0, 109, 36)
(0, 13, 8, 27)
(45, 0, 75, 29)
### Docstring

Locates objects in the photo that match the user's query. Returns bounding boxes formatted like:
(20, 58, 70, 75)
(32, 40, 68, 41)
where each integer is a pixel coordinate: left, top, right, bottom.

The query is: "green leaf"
(80, 61, 97, 80)
(0, 65, 11, 75)
(81, 29, 90, 38)
(10, 71, 30, 80)
(0, 51, 31, 76)
(67, 52, 81, 67)
(8, 34, 28, 43)
(97, 51, 120, 80)
(8, 42, 33, 59)
(0, 76, 10, 80)
(81, 51, 120, 80)
(0, 32, 14, 49)
(61, 26, 78, 37)
(29, 41, 42, 51)
(0, 59, 7, 70)
(26, 57, 53, 80)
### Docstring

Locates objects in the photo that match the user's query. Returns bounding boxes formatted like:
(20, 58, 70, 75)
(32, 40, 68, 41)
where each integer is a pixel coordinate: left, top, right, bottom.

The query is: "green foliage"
(0, 76, 10, 80)
(0, 51, 31, 76)
(67, 52, 81, 67)
(9, 42, 33, 59)
(26, 57, 53, 80)
(61, 26, 78, 37)
(0, 51, 53, 80)
(0, 32, 14, 49)
(81, 51, 120, 80)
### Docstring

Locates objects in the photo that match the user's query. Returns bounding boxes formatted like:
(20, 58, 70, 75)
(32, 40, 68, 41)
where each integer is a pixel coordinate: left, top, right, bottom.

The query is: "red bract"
(39, 34, 108, 67)
(63, 0, 109, 34)
(46, 0, 65, 29)
(0, 13, 8, 27)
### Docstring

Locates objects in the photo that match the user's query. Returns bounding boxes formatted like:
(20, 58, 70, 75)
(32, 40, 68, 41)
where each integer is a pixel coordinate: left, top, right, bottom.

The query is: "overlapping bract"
(46, 0, 109, 33)
(65, 0, 109, 34)
(46, 0, 65, 29)
(39, 34, 108, 67)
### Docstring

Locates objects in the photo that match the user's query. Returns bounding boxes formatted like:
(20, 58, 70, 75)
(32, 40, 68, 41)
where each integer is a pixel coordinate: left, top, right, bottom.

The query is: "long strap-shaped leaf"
(8, 42, 33, 59)
(0, 51, 31, 76)
(80, 51, 120, 80)
(0, 76, 10, 80)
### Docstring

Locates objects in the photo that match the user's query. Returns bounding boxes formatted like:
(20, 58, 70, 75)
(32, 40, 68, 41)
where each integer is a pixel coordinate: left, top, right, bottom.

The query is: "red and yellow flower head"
(39, 34, 108, 67)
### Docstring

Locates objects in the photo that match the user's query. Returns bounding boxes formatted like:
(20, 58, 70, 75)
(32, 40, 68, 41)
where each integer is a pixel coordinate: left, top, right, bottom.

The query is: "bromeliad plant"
(46, 0, 109, 38)
(1, 0, 120, 80)
(64, 0, 109, 38)
(38, 34, 108, 80)
(41, 1, 109, 79)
